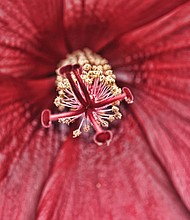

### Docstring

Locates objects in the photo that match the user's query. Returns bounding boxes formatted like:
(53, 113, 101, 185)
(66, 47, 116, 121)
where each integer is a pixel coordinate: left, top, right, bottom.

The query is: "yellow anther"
(105, 70, 113, 76)
(99, 119, 109, 127)
(115, 112, 122, 120)
(58, 90, 64, 96)
(83, 63, 92, 71)
(97, 65, 103, 71)
(56, 75, 63, 82)
(100, 75, 105, 82)
(103, 64, 111, 71)
(95, 59, 101, 65)
(113, 101, 120, 106)
(83, 125, 90, 132)
(58, 106, 65, 111)
(100, 59, 108, 65)
(106, 76, 115, 84)
(73, 129, 82, 138)
(54, 97, 62, 107)
(109, 115, 115, 122)
(112, 106, 119, 113)
(78, 59, 89, 66)
(57, 82, 65, 89)
(94, 70, 102, 77)
(58, 118, 72, 125)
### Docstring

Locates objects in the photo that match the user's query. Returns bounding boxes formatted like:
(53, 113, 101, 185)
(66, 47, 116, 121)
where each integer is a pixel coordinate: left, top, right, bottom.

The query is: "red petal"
(0, 76, 67, 220)
(36, 113, 190, 220)
(1, 1, 190, 219)
(102, 1, 190, 211)
(63, 0, 188, 50)
(103, 2, 190, 86)
(0, 0, 68, 78)
(130, 89, 190, 210)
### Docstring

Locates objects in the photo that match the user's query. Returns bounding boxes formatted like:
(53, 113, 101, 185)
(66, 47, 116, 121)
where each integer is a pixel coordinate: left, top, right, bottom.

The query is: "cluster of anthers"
(41, 48, 133, 146)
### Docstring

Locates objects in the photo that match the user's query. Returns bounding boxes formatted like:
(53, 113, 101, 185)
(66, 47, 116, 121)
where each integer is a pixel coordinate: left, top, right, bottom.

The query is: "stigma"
(41, 49, 133, 146)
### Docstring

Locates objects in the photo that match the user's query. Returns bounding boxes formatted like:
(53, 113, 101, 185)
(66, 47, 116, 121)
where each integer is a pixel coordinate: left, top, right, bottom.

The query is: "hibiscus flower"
(1, 0, 190, 220)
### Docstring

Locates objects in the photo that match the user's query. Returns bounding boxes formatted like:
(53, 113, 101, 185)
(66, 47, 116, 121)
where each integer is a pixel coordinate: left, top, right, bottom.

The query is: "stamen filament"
(87, 109, 102, 133)
(92, 87, 133, 108)
(93, 94, 125, 108)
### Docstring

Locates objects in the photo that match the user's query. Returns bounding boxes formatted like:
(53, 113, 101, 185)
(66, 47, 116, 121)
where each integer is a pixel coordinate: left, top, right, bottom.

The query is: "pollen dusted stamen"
(41, 48, 134, 146)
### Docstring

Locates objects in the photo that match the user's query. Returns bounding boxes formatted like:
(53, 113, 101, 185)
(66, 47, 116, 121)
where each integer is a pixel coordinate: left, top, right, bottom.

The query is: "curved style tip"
(72, 64, 80, 70)
(59, 65, 73, 75)
(94, 130, 112, 146)
(122, 87, 134, 104)
(41, 109, 51, 128)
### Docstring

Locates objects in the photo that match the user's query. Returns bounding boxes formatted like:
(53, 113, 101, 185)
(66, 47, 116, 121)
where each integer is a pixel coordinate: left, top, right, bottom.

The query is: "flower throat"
(41, 49, 133, 146)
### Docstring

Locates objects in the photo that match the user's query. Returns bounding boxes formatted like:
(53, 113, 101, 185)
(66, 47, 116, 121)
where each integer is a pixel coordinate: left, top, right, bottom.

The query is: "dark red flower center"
(41, 49, 133, 145)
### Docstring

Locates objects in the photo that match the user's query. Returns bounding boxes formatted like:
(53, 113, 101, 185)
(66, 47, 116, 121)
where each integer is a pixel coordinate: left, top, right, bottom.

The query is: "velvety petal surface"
(36, 111, 190, 220)
(0, 0, 190, 220)
(63, 0, 188, 51)
(0, 0, 68, 78)
(0, 76, 67, 220)
(102, 1, 190, 211)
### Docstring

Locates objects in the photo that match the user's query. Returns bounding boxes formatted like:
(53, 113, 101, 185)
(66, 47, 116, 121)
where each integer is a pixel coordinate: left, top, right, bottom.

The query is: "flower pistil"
(41, 49, 133, 145)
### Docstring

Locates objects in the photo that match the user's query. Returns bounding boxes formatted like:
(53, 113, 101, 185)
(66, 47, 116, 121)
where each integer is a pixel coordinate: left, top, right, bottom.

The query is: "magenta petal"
(36, 114, 190, 220)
